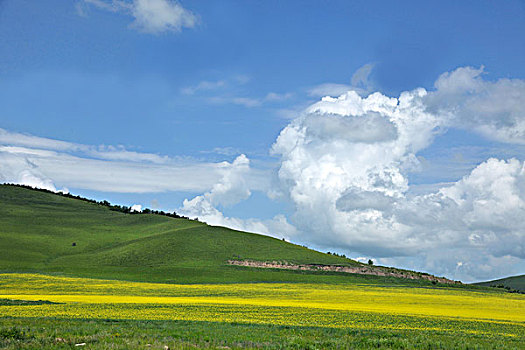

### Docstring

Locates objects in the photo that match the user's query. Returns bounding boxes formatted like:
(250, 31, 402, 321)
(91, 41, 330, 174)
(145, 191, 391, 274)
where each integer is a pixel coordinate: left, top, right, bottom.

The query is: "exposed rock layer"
(228, 259, 459, 284)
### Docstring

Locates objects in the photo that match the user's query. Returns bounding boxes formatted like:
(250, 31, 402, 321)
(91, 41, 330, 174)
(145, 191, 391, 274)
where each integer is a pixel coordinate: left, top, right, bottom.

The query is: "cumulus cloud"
(302, 112, 398, 143)
(81, 0, 198, 34)
(182, 154, 252, 210)
(270, 66, 525, 281)
(390, 158, 525, 278)
(427, 66, 525, 144)
(179, 155, 298, 239)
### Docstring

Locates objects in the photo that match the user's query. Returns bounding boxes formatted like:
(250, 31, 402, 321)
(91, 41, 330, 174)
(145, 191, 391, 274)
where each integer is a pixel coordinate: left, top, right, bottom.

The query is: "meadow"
(1, 273, 524, 349)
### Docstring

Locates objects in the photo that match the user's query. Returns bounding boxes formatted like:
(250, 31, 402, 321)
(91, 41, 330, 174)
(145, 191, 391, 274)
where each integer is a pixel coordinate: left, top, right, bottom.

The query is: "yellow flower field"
(1, 273, 524, 339)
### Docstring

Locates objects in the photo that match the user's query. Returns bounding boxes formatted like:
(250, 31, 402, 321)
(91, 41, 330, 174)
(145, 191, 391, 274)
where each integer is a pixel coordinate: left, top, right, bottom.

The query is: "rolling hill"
(475, 274, 525, 292)
(0, 184, 450, 285)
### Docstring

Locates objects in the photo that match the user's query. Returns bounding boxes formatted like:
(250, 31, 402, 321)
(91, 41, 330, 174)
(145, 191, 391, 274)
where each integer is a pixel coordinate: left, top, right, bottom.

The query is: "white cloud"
(0, 130, 267, 194)
(15, 170, 58, 193)
(130, 204, 142, 212)
(81, 0, 198, 34)
(269, 66, 525, 281)
(132, 0, 197, 33)
(355, 257, 376, 264)
(426, 66, 525, 144)
(180, 154, 252, 213)
(0, 129, 169, 164)
(179, 155, 298, 239)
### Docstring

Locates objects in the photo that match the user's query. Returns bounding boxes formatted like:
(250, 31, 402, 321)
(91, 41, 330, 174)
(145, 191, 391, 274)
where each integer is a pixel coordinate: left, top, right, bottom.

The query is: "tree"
(368, 259, 374, 265)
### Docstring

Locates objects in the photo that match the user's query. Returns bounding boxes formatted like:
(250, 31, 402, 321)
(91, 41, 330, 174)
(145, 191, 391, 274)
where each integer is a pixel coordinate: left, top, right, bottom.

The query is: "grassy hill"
(0, 184, 377, 284)
(475, 274, 525, 292)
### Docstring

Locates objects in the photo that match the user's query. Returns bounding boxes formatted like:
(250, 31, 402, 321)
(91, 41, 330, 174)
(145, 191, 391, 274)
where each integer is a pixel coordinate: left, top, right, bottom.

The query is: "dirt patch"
(228, 260, 459, 284)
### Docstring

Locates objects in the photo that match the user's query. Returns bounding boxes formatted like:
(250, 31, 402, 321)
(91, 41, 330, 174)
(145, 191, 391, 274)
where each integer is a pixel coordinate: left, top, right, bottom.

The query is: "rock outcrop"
(228, 259, 459, 284)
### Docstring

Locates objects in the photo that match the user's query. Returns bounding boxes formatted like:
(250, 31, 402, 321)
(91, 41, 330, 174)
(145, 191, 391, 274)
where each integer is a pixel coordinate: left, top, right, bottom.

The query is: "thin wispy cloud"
(264, 92, 294, 102)
(350, 63, 374, 89)
(308, 63, 375, 98)
(182, 76, 293, 108)
(181, 80, 227, 95)
(200, 147, 241, 156)
(0, 129, 169, 164)
(0, 129, 267, 194)
(206, 96, 260, 108)
(207, 92, 293, 108)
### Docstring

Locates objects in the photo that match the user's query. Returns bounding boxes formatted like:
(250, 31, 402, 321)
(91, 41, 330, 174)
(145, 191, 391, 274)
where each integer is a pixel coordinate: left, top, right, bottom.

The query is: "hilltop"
(0, 184, 455, 285)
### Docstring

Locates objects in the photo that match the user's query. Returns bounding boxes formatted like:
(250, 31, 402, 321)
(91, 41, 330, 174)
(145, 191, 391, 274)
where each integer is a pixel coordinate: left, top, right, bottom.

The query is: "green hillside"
(475, 275, 525, 293)
(0, 184, 372, 284)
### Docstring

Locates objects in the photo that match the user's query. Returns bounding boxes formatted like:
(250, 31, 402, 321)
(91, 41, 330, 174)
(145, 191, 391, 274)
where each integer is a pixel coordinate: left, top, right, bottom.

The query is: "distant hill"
(475, 275, 525, 293)
(0, 184, 454, 285)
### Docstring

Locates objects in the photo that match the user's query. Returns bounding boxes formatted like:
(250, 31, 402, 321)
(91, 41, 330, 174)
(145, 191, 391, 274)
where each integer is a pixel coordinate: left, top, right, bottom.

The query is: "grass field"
(1, 273, 524, 349)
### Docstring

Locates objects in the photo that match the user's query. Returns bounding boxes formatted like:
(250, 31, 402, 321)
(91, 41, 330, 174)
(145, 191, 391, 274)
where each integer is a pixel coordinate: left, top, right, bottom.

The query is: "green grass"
(0, 184, 387, 284)
(1, 317, 523, 350)
(475, 274, 525, 293)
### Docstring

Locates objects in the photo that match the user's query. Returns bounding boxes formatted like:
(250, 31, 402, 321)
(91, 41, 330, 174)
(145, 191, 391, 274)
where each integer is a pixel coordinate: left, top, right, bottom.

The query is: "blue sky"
(1, 0, 525, 282)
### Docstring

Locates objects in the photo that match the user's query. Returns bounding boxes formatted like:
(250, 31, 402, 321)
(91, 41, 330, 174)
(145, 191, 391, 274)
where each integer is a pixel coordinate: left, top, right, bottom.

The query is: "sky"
(1, 0, 525, 282)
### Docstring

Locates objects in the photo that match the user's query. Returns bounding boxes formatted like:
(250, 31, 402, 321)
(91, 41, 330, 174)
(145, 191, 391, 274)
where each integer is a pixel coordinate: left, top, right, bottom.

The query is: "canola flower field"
(0, 273, 524, 349)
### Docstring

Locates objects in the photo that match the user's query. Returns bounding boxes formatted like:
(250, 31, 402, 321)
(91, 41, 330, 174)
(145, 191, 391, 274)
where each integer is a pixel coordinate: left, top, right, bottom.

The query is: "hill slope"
(475, 275, 525, 292)
(0, 184, 449, 285)
(0, 185, 366, 283)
